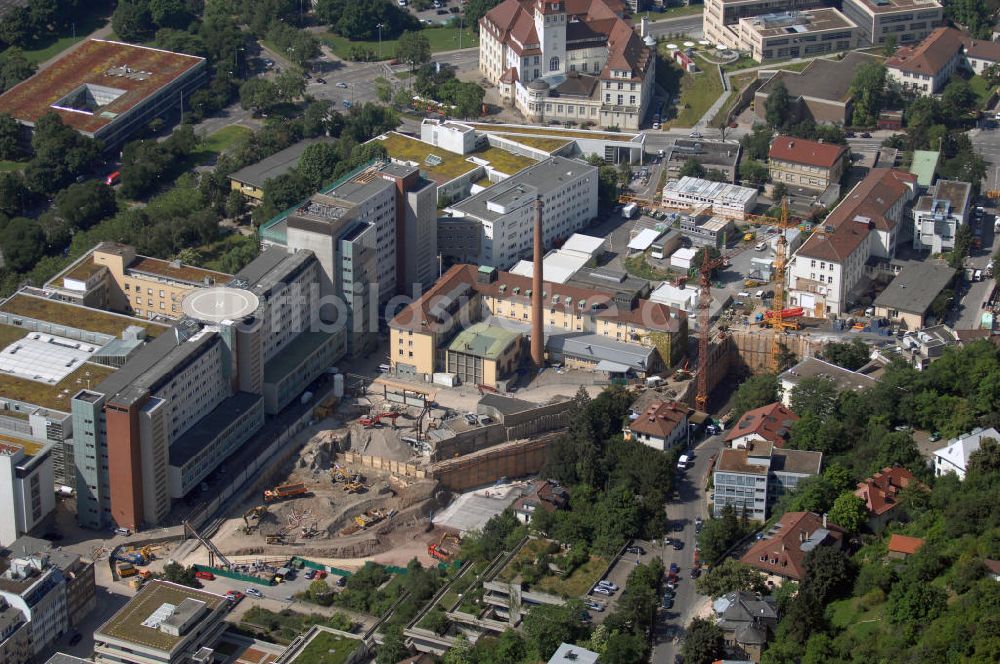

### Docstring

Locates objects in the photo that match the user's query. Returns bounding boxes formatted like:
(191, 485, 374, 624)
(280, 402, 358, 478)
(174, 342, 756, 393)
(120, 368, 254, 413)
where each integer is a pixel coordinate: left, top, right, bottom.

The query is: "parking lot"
(402, 0, 463, 28)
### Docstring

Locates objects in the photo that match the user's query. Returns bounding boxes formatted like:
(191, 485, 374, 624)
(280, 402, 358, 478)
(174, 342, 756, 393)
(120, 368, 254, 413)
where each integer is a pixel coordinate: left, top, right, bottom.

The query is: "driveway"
(651, 432, 726, 663)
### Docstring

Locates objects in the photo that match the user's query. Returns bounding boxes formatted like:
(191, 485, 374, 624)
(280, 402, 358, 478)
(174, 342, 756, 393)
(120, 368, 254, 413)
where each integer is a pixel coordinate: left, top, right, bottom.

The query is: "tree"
(0, 171, 27, 217)
(0, 7, 32, 47)
(160, 562, 201, 588)
(452, 83, 485, 119)
(113, 0, 155, 43)
(882, 34, 898, 57)
(149, 0, 194, 30)
(275, 68, 306, 102)
(771, 182, 788, 205)
(0, 113, 21, 160)
(886, 581, 948, 633)
(680, 157, 706, 178)
(239, 78, 279, 114)
(396, 31, 432, 70)
(789, 375, 838, 418)
(375, 624, 409, 664)
(682, 617, 725, 664)
(739, 158, 768, 185)
(941, 79, 977, 122)
(802, 546, 853, 605)
(765, 80, 791, 129)
(466, 0, 503, 33)
(54, 181, 117, 230)
(950, 224, 973, 269)
(967, 437, 1000, 476)
(696, 558, 769, 598)
(828, 492, 868, 534)
(0, 49, 35, 93)
(741, 124, 773, 160)
(699, 505, 748, 563)
(821, 339, 871, 371)
(24, 112, 100, 195)
(601, 633, 647, 664)
(849, 63, 887, 127)
(733, 373, 780, 418)
(0, 217, 44, 272)
(521, 602, 588, 660)
(374, 76, 393, 103)
(984, 63, 1000, 87)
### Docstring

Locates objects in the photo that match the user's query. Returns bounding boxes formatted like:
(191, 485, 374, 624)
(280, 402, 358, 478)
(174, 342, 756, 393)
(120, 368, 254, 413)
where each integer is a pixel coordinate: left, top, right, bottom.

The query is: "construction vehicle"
(117, 562, 137, 578)
(428, 533, 461, 561)
(113, 546, 156, 566)
(343, 480, 365, 493)
(263, 482, 308, 503)
(358, 412, 401, 428)
(265, 534, 286, 544)
(242, 505, 268, 534)
(354, 509, 386, 529)
(672, 359, 692, 381)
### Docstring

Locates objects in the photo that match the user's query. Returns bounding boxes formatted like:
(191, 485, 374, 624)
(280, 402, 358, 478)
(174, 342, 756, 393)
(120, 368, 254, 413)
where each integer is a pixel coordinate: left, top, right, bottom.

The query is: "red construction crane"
(695, 252, 728, 412)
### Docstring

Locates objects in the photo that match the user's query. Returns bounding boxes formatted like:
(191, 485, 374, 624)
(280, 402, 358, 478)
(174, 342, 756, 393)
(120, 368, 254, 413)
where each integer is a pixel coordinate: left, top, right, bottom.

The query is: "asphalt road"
(651, 432, 726, 664)
(645, 15, 705, 39)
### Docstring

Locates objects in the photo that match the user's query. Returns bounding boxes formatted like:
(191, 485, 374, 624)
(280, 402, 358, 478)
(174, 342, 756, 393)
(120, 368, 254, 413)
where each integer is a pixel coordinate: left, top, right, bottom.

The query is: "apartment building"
(912, 179, 971, 253)
(0, 598, 30, 664)
(0, 443, 54, 547)
(841, 0, 943, 47)
(704, 0, 828, 50)
(713, 441, 822, 520)
(447, 157, 598, 270)
(768, 136, 848, 192)
(885, 26, 964, 95)
(479, 0, 655, 130)
(389, 264, 688, 382)
(740, 511, 846, 581)
(738, 8, 858, 61)
(0, 540, 70, 655)
(94, 581, 229, 664)
(662, 177, 757, 220)
(622, 401, 692, 452)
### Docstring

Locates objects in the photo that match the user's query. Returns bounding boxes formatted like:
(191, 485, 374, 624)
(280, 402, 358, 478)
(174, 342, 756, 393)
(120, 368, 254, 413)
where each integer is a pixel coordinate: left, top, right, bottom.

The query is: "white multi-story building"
(661, 177, 757, 220)
(704, 0, 828, 50)
(885, 26, 964, 95)
(0, 442, 54, 547)
(447, 157, 597, 269)
(912, 179, 971, 253)
(737, 8, 858, 61)
(840, 0, 943, 47)
(0, 549, 68, 655)
(933, 427, 999, 480)
(479, 0, 655, 130)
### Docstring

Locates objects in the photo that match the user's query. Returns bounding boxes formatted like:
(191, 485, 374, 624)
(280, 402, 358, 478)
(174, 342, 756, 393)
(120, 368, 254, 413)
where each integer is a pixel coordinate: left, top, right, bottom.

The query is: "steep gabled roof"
(725, 402, 798, 447)
(887, 534, 925, 555)
(885, 27, 964, 75)
(769, 136, 848, 170)
(854, 466, 926, 516)
(627, 400, 690, 440)
(740, 512, 846, 581)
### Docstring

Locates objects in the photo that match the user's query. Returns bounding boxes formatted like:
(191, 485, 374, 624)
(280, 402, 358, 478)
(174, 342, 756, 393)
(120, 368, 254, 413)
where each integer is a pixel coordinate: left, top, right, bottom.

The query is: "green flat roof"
(0, 293, 168, 338)
(447, 322, 520, 360)
(493, 132, 572, 153)
(910, 150, 939, 188)
(96, 580, 225, 653)
(290, 629, 361, 664)
(375, 132, 477, 183)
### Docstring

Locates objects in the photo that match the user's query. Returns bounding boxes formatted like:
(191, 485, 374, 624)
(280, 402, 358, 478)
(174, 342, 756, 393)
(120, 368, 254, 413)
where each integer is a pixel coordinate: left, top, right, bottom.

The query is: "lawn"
(319, 26, 479, 60)
(827, 596, 885, 640)
(494, 133, 572, 153)
(625, 252, 676, 281)
(192, 233, 259, 272)
(712, 71, 758, 125)
(496, 539, 607, 599)
(0, 160, 27, 172)
(7, 2, 113, 65)
(241, 608, 351, 645)
(476, 146, 538, 174)
(294, 630, 361, 664)
(670, 62, 724, 128)
(201, 126, 252, 155)
(968, 74, 995, 109)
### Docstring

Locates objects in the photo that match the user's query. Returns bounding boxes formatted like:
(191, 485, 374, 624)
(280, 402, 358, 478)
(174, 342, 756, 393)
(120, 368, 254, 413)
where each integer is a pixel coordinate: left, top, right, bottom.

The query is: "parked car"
(593, 586, 613, 595)
(304, 570, 316, 580)
(336, 576, 347, 587)
(626, 545, 645, 555)
(690, 568, 702, 578)
(662, 595, 674, 609)
(317, 571, 328, 579)
(316, 77, 326, 84)
(245, 587, 263, 598)
(689, 131, 702, 138)
(104, 171, 121, 186)
(336, 82, 348, 88)
(598, 580, 619, 591)
(586, 601, 605, 612)
(672, 540, 684, 550)
(669, 563, 680, 574)
(194, 570, 215, 581)
(225, 591, 245, 603)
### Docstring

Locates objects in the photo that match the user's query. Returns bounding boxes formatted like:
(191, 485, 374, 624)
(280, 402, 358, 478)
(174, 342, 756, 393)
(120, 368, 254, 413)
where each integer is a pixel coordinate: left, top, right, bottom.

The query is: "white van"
(755, 290, 764, 299)
(677, 454, 689, 470)
(755, 241, 767, 251)
(737, 291, 751, 299)
(378, 363, 391, 373)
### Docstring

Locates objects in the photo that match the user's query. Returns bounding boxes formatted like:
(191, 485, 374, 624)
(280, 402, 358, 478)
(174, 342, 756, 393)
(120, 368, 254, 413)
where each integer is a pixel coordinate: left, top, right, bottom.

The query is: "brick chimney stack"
(531, 198, 545, 368)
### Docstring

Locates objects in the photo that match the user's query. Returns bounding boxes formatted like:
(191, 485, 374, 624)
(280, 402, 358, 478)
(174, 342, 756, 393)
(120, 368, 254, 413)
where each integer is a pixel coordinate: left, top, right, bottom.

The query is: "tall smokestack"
(531, 198, 544, 369)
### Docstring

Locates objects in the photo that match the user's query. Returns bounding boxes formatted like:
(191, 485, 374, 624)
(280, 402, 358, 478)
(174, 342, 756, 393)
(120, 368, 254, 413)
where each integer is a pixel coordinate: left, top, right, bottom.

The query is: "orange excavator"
(358, 412, 400, 428)
(428, 533, 461, 561)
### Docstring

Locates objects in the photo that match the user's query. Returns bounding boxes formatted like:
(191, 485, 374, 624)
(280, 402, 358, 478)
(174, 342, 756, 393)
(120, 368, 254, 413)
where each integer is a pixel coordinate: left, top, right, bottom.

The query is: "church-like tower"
(533, 0, 567, 76)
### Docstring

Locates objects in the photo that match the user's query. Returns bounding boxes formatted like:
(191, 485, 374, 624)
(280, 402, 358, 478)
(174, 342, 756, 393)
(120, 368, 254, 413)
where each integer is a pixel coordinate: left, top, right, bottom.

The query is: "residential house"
(740, 511, 846, 582)
(933, 427, 999, 479)
(713, 442, 823, 520)
(961, 36, 1000, 75)
(725, 403, 799, 450)
(872, 261, 956, 330)
(714, 591, 780, 663)
(984, 559, 1000, 582)
(512, 480, 568, 524)
(623, 401, 692, 452)
(778, 357, 878, 406)
(886, 324, 959, 370)
(854, 466, 926, 532)
(885, 26, 964, 95)
(768, 137, 848, 192)
(912, 179, 971, 254)
(887, 534, 925, 559)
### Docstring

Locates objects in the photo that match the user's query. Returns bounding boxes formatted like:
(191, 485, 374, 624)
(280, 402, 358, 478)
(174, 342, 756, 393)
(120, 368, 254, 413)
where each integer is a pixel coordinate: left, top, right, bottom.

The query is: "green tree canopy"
(696, 558, 769, 598)
(827, 492, 868, 534)
(849, 62, 886, 127)
(765, 80, 791, 129)
(396, 31, 432, 70)
(733, 373, 780, 418)
(820, 339, 871, 371)
(682, 617, 725, 664)
(1, 217, 44, 272)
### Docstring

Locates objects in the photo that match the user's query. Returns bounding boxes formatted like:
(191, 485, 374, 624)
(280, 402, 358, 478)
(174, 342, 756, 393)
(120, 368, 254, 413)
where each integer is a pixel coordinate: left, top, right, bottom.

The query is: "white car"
(689, 131, 702, 138)
(336, 82, 348, 89)
(597, 580, 619, 591)
(593, 586, 613, 595)
(245, 588, 263, 598)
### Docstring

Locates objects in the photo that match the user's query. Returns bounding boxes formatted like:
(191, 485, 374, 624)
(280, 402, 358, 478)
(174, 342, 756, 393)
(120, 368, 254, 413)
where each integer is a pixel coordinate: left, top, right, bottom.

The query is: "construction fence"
(342, 452, 430, 479)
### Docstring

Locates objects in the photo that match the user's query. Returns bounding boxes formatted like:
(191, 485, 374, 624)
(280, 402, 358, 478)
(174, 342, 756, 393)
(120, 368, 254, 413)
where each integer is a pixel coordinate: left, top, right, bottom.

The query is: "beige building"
(885, 26, 964, 95)
(389, 264, 687, 382)
(737, 8, 858, 61)
(47, 243, 228, 320)
(840, 0, 943, 47)
(704, 0, 827, 50)
(768, 136, 848, 191)
(445, 323, 522, 389)
(0, 599, 30, 664)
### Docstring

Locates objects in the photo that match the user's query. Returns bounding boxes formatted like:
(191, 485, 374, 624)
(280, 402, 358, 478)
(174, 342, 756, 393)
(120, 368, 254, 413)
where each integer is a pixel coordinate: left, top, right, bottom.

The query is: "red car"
(317, 571, 328, 579)
(194, 570, 215, 580)
(224, 591, 244, 603)
(104, 171, 120, 186)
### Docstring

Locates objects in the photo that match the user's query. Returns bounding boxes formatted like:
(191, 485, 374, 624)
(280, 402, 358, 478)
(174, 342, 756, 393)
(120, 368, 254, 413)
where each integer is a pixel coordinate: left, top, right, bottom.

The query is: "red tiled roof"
(984, 559, 1000, 575)
(627, 400, 690, 439)
(769, 136, 848, 170)
(885, 27, 964, 75)
(854, 466, 925, 516)
(963, 37, 1000, 63)
(823, 168, 916, 233)
(796, 216, 872, 262)
(741, 512, 846, 581)
(887, 534, 925, 555)
(725, 402, 798, 447)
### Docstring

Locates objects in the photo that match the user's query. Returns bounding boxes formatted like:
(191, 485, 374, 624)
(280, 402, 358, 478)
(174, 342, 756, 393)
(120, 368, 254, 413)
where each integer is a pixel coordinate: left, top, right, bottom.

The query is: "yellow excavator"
(243, 505, 268, 534)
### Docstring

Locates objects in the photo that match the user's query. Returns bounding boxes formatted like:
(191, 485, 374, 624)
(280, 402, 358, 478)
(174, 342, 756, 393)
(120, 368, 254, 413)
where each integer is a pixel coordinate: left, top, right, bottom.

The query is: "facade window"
(549, 57, 559, 71)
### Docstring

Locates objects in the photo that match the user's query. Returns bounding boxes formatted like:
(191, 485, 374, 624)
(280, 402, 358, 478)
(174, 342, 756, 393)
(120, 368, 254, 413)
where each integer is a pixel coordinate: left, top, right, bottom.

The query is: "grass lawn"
(320, 26, 479, 60)
(625, 252, 676, 281)
(294, 630, 361, 664)
(968, 74, 995, 109)
(201, 126, 253, 155)
(0, 160, 27, 172)
(6, 2, 113, 65)
(670, 62, 724, 128)
(535, 554, 608, 598)
(712, 71, 758, 124)
(192, 233, 258, 272)
(827, 596, 885, 640)
(646, 5, 704, 21)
